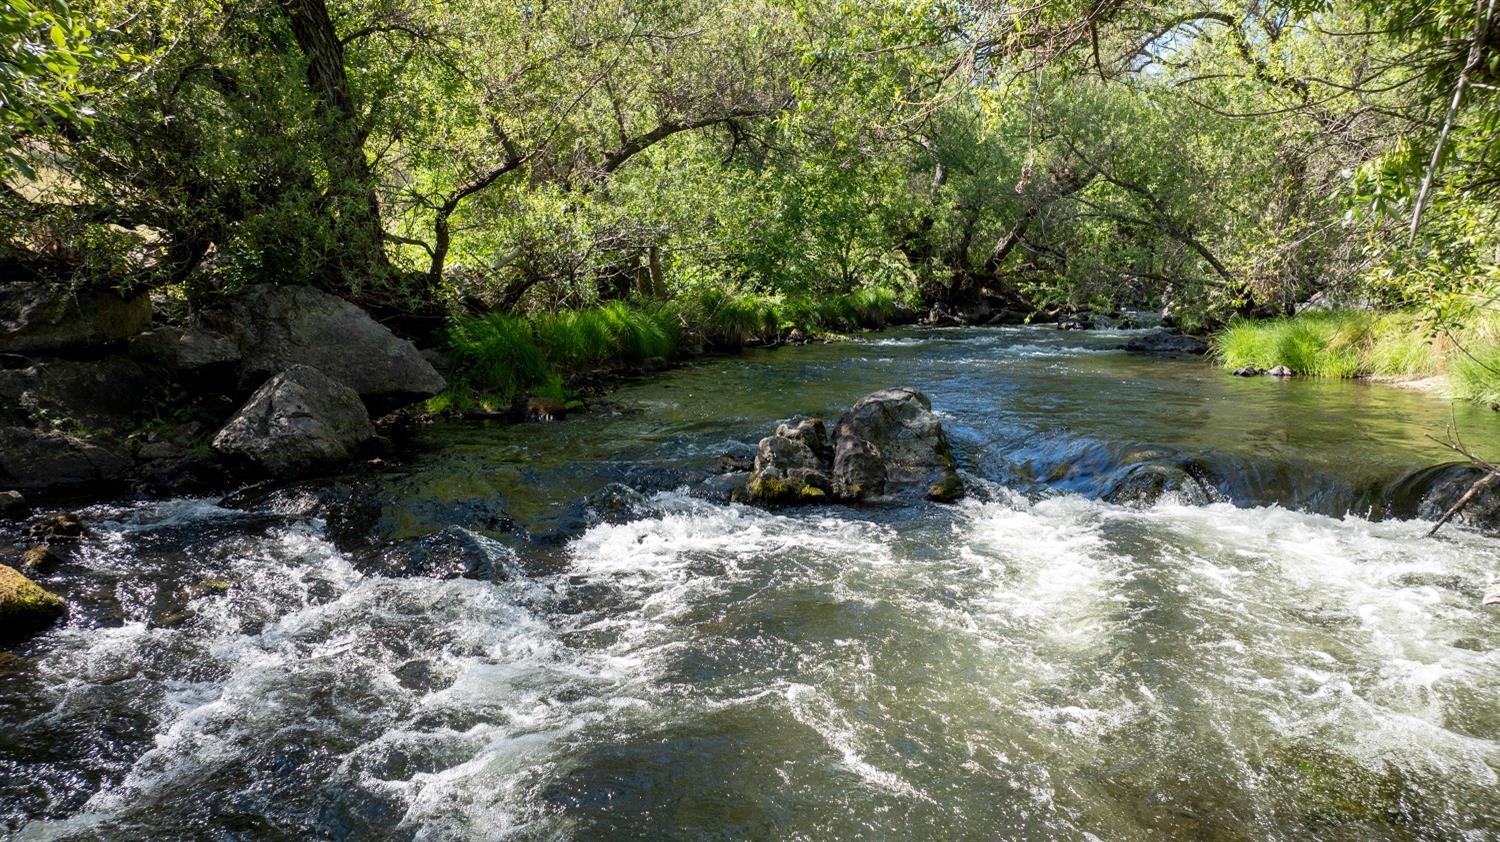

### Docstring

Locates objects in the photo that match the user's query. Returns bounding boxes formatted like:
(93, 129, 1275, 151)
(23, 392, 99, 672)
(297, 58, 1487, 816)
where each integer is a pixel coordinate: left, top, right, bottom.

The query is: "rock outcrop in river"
(748, 388, 965, 504)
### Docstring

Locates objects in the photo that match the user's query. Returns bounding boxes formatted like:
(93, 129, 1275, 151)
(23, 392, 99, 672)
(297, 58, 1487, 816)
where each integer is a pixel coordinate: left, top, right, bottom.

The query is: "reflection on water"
(3, 327, 1499, 839)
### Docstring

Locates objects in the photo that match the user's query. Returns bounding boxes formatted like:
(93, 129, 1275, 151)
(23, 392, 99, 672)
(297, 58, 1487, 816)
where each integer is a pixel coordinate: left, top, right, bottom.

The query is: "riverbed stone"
(0, 564, 65, 641)
(212, 365, 377, 476)
(0, 427, 132, 491)
(831, 388, 965, 502)
(1231, 366, 1262, 377)
(0, 283, 151, 354)
(18, 545, 60, 574)
(0, 490, 25, 519)
(1124, 330, 1209, 355)
(749, 433, 833, 503)
(1267, 365, 1294, 377)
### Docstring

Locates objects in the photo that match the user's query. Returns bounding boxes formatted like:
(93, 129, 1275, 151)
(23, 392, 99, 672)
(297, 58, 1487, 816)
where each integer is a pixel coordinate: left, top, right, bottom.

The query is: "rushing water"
(4, 326, 1500, 840)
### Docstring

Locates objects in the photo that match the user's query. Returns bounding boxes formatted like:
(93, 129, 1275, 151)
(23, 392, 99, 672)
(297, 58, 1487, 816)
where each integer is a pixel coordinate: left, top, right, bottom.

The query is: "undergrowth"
(431, 286, 906, 413)
(1213, 309, 1500, 402)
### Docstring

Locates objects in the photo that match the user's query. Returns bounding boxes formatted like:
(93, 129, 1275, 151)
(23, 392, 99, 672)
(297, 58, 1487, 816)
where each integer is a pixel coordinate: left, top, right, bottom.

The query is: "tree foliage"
(0, 0, 1495, 334)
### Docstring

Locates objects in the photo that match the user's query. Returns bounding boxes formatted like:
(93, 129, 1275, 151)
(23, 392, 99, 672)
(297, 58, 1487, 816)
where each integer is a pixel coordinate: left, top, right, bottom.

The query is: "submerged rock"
(212, 365, 377, 477)
(0, 564, 65, 641)
(1267, 365, 1294, 377)
(1107, 461, 1216, 507)
(833, 388, 965, 502)
(1124, 330, 1209, 355)
(0, 283, 151, 354)
(0, 490, 25, 519)
(30, 512, 84, 541)
(1231, 366, 1263, 377)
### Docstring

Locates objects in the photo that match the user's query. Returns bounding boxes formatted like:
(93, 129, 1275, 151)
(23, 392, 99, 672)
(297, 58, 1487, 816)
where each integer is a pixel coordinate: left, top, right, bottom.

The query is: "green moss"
(1266, 743, 1409, 830)
(748, 474, 828, 503)
(0, 564, 65, 639)
(926, 473, 966, 502)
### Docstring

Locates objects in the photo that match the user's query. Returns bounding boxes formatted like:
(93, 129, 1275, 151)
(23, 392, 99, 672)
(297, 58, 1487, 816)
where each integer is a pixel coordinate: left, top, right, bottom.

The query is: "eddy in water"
(3, 327, 1499, 840)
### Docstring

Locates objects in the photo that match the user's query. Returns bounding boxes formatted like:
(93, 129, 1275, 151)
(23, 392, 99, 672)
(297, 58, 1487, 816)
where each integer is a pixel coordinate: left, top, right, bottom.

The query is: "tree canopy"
(1, 0, 1496, 333)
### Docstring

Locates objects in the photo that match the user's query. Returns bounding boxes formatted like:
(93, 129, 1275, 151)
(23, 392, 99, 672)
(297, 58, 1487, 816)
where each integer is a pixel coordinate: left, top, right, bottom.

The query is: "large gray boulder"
(0, 283, 151, 354)
(197, 285, 444, 411)
(212, 365, 377, 476)
(832, 388, 965, 502)
(0, 426, 132, 491)
(748, 421, 834, 503)
(0, 356, 153, 432)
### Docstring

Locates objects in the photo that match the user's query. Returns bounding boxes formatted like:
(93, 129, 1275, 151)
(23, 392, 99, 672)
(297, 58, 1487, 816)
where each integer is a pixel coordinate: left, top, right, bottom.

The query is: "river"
(3, 326, 1499, 839)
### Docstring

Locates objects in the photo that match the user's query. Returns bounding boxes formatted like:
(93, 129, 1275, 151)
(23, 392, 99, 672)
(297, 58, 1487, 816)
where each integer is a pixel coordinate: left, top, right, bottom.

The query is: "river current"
(3, 326, 1499, 840)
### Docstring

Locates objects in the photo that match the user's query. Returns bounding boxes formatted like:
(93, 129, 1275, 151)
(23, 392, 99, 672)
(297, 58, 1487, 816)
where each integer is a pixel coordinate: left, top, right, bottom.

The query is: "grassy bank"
(1213, 310, 1500, 402)
(432, 286, 905, 413)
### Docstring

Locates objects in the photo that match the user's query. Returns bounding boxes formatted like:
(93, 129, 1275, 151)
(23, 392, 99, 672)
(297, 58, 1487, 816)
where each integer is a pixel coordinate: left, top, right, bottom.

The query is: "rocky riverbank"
(0, 282, 445, 501)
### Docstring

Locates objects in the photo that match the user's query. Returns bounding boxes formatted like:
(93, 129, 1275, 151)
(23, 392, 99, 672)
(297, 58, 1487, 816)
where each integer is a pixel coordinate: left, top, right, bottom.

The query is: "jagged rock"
(831, 388, 965, 502)
(748, 432, 833, 503)
(212, 365, 377, 476)
(1266, 365, 1294, 377)
(0, 564, 65, 641)
(0, 427, 132, 492)
(197, 285, 444, 411)
(831, 435, 885, 499)
(775, 418, 831, 463)
(18, 545, 60, 574)
(1231, 366, 1263, 377)
(924, 301, 993, 327)
(30, 513, 83, 541)
(0, 283, 151, 354)
(1124, 330, 1209, 355)
(1057, 314, 1093, 331)
(526, 396, 568, 420)
(0, 490, 25, 519)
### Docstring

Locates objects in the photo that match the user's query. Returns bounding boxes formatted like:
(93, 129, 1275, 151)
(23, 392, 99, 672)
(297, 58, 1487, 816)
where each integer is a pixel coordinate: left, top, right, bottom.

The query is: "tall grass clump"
(438, 312, 558, 411)
(1447, 312, 1500, 403)
(1214, 310, 1445, 379)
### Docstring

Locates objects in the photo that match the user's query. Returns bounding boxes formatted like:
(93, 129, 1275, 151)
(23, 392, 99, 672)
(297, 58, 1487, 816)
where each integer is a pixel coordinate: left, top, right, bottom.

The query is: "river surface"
(4, 326, 1500, 840)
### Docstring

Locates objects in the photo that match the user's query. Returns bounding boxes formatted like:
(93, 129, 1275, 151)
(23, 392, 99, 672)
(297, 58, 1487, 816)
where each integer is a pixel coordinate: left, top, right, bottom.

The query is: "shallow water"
(4, 326, 1500, 840)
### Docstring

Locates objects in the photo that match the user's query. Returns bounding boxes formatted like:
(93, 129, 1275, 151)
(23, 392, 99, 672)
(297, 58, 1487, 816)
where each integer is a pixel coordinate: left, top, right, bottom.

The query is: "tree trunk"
(277, 0, 393, 292)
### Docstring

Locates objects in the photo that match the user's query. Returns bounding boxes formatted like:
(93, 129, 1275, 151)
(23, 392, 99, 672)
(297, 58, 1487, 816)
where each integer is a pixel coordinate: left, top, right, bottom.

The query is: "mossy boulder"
(831, 388, 965, 502)
(748, 430, 833, 503)
(18, 545, 60, 574)
(744, 389, 965, 505)
(0, 564, 65, 640)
